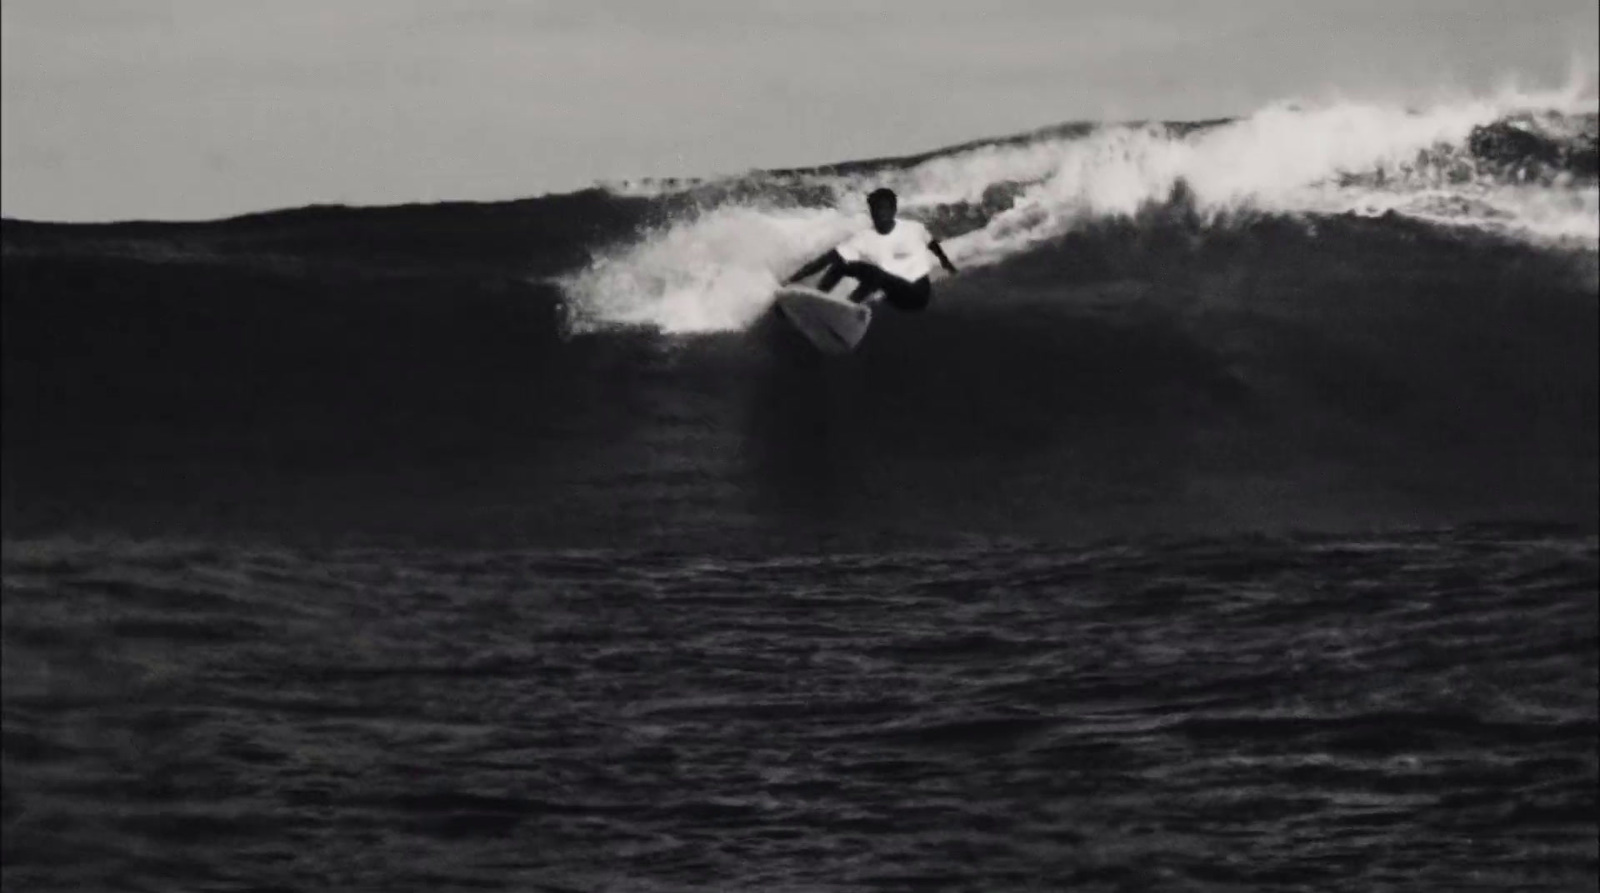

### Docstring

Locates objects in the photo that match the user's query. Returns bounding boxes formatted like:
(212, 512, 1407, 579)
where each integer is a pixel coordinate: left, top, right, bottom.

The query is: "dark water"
(4, 209, 1596, 550)
(4, 528, 1597, 891)
(3, 111, 1598, 889)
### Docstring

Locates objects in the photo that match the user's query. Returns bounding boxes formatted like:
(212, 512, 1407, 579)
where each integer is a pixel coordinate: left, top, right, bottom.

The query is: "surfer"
(784, 188, 958, 311)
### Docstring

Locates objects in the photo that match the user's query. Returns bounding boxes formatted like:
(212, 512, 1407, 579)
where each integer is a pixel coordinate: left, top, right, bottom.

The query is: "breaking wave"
(563, 80, 1598, 334)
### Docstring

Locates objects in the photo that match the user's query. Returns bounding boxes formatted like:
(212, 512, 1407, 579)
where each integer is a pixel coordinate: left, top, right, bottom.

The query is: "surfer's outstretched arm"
(928, 240, 959, 275)
(785, 250, 842, 285)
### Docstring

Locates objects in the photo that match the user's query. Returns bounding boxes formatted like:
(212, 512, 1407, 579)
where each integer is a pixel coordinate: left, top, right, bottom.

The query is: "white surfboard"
(774, 286, 872, 354)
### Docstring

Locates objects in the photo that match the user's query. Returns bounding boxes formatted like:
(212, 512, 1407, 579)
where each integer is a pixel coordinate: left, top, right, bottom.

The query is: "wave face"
(2, 87, 1597, 550)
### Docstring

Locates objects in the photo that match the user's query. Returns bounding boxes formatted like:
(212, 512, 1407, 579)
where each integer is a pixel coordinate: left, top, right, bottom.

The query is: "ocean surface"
(3, 528, 1597, 891)
(3, 91, 1598, 890)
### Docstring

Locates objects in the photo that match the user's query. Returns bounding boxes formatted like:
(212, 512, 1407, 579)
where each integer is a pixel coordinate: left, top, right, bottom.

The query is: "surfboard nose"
(774, 286, 874, 353)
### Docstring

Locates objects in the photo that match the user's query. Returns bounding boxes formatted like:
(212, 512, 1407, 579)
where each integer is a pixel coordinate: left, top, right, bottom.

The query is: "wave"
(562, 81, 1598, 334)
(2, 78, 1597, 547)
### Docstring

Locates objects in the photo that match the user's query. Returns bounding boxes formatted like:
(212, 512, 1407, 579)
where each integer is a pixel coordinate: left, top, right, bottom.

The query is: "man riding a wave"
(785, 187, 958, 311)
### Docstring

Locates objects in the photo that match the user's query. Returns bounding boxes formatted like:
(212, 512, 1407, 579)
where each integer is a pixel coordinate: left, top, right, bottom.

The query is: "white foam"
(557, 204, 855, 334)
(562, 77, 1598, 334)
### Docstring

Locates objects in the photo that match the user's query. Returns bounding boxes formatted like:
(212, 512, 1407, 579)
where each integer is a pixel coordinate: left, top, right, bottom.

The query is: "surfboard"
(774, 286, 872, 354)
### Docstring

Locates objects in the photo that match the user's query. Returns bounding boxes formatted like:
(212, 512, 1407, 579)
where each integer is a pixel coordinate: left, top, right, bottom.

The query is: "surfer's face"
(869, 199, 896, 232)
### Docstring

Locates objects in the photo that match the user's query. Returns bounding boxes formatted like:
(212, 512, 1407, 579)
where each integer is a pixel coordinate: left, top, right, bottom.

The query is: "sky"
(3, 0, 1596, 222)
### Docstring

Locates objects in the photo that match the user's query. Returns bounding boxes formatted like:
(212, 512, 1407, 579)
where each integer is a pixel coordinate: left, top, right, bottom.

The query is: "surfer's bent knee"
(837, 262, 931, 311)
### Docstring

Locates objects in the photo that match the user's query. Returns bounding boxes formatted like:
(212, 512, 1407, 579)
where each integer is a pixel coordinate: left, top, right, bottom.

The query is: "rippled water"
(3, 526, 1596, 891)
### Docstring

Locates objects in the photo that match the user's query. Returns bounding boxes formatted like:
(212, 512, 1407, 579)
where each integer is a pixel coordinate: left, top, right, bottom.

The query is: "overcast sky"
(3, 0, 1595, 222)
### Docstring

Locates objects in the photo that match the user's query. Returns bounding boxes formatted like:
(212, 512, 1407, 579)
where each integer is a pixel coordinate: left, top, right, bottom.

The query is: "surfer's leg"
(816, 259, 848, 293)
(840, 262, 893, 304)
(847, 280, 881, 303)
(816, 255, 879, 295)
(840, 265, 928, 310)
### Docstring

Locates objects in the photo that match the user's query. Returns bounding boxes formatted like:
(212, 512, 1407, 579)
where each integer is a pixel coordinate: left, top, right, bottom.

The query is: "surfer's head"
(867, 188, 897, 232)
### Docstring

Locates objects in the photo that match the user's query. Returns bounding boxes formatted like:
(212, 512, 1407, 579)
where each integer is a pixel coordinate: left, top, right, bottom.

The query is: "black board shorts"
(842, 261, 933, 311)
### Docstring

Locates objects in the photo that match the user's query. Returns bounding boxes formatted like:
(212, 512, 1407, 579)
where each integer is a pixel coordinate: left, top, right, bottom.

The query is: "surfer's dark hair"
(867, 188, 897, 208)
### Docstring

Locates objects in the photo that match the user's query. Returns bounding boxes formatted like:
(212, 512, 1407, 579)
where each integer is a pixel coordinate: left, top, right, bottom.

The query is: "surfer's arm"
(928, 240, 959, 274)
(786, 249, 843, 285)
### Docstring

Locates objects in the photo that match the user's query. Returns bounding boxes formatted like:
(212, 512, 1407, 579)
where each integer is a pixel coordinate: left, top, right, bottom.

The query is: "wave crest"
(561, 80, 1598, 334)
